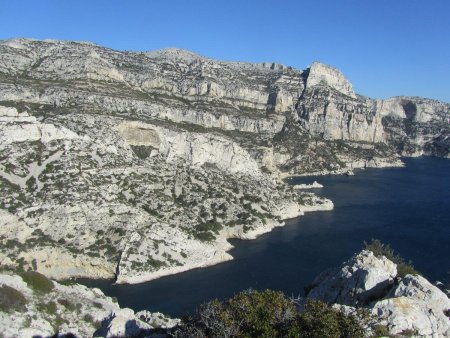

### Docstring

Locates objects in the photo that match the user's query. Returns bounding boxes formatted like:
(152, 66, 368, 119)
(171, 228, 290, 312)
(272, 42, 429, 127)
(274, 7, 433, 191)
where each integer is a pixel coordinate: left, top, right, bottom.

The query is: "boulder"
(372, 275, 450, 337)
(307, 250, 397, 306)
(103, 308, 143, 338)
(307, 251, 450, 337)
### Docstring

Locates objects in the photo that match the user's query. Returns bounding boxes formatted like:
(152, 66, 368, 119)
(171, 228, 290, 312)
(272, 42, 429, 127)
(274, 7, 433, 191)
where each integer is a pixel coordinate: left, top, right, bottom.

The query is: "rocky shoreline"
(116, 195, 334, 284)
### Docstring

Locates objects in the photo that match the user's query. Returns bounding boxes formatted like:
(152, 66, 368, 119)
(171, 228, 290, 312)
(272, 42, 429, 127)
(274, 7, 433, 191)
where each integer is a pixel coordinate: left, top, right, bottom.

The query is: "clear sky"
(1, 0, 449, 102)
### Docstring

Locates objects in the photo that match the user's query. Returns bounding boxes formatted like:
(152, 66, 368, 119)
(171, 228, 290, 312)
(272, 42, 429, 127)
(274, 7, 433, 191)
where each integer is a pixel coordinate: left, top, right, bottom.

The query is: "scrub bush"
(21, 271, 54, 293)
(171, 289, 364, 338)
(0, 285, 27, 313)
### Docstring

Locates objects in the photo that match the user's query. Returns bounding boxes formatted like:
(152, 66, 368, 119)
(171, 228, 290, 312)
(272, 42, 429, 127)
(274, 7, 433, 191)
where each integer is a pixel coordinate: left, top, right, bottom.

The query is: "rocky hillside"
(0, 271, 178, 337)
(0, 38, 448, 285)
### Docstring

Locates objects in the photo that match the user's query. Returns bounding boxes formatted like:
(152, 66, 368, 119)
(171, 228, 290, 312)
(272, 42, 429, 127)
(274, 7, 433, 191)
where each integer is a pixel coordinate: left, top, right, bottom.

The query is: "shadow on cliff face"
(32, 334, 77, 338)
(400, 99, 417, 120)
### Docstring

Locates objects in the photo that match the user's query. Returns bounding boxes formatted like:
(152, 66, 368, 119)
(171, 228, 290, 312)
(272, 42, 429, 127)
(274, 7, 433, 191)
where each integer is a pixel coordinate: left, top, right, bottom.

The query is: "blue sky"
(1, 0, 449, 102)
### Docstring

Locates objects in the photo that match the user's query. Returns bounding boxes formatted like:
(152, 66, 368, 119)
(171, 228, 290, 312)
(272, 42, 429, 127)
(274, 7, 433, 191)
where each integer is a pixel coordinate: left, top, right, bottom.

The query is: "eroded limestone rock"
(307, 250, 397, 306)
(307, 251, 450, 337)
(0, 272, 178, 337)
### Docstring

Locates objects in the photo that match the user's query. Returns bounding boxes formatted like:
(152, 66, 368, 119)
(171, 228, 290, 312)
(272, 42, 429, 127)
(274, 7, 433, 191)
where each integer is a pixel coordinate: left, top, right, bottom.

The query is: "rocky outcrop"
(0, 106, 79, 145)
(374, 96, 450, 123)
(306, 62, 356, 98)
(0, 38, 302, 117)
(0, 272, 178, 337)
(118, 120, 262, 177)
(307, 250, 450, 337)
(297, 88, 385, 143)
(296, 63, 449, 158)
(297, 62, 385, 143)
(293, 181, 323, 189)
(373, 275, 450, 337)
(307, 250, 397, 306)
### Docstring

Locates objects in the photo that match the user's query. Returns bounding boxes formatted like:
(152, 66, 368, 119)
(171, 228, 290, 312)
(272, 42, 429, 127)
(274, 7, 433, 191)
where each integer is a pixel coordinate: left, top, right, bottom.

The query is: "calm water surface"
(79, 157, 450, 317)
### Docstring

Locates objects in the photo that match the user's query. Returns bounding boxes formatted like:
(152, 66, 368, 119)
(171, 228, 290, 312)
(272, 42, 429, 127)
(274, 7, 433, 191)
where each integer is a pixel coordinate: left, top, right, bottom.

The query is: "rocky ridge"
(0, 38, 448, 286)
(306, 250, 450, 337)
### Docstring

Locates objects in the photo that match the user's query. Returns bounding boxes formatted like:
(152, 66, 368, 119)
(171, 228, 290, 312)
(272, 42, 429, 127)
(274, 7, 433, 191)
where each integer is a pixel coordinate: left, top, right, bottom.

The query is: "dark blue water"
(79, 157, 450, 318)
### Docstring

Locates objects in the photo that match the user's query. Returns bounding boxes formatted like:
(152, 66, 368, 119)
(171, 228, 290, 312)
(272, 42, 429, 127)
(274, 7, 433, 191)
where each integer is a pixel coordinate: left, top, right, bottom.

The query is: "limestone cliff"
(297, 62, 449, 158)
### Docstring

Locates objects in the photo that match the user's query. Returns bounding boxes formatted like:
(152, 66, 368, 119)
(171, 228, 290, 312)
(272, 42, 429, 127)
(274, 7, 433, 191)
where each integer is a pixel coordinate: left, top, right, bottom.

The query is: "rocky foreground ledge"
(0, 271, 178, 337)
(306, 250, 450, 337)
(2, 248, 449, 337)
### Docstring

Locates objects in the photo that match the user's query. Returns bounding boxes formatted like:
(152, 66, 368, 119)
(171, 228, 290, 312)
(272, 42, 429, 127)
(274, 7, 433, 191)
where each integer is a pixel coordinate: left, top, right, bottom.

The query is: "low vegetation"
(171, 289, 364, 338)
(21, 271, 54, 293)
(363, 239, 421, 277)
(0, 285, 27, 313)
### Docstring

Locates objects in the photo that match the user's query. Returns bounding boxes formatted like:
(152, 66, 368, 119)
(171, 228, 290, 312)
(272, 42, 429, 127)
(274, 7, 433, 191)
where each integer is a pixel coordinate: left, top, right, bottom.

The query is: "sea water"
(79, 157, 450, 317)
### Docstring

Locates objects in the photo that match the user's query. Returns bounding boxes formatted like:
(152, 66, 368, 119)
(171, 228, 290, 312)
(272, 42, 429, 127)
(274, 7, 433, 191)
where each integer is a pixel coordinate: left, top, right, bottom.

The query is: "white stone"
(372, 275, 450, 337)
(307, 250, 397, 306)
(306, 62, 356, 98)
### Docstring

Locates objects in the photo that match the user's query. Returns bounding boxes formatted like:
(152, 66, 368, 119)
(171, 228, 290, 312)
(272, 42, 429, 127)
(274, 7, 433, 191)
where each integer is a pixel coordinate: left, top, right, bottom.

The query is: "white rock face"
(374, 96, 450, 123)
(307, 250, 450, 337)
(298, 64, 388, 143)
(118, 121, 161, 147)
(0, 106, 79, 144)
(306, 62, 356, 98)
(118, 121, 261, 177)
(307, 250, 397, 306)
(103, 308, 144, 338)
(298, 87, 386, 143)
(293, 181, 323, 189)
(373, 275, 450, 337)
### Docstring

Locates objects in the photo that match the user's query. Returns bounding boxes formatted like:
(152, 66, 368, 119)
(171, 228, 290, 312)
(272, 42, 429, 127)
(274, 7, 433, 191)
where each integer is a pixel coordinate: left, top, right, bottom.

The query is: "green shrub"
(372, 324, 391, 337)
(21, 271, 54, 293)
(0, 285, 27, 313)
(193, 231, 216, 242)
(172, 290, 364, 338)
(227, 289, 298, 337)
(57, 298, 76, 311)
(298, 300, 364, 338)
(363, 239, 420, 277)
(298, 300, 340, 337)
(83, 313, 100, 327)
(37, 300, 57, 315)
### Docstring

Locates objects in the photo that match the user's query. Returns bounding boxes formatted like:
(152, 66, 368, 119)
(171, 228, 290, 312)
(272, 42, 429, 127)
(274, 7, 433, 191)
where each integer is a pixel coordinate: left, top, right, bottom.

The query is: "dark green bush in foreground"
(21, 271, 54, 293)
(171, 289, 364, 338)
(364, 239, 421, 277)
(0, 285, 27, 313)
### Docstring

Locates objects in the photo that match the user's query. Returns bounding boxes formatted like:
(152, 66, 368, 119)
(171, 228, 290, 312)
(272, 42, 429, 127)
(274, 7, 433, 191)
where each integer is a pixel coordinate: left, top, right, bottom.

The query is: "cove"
(78, 157, 450, 318)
